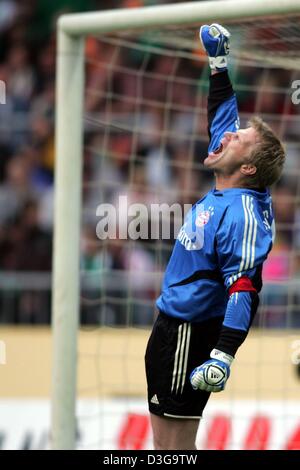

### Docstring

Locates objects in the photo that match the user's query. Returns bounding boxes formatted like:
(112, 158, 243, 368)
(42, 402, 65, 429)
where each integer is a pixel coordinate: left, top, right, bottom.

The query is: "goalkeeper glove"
(199, 23, 230, 71)
(190, 348, 234, 393)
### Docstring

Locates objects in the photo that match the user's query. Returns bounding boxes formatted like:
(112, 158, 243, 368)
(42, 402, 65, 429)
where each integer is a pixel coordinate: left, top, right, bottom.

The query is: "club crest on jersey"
(195, 210, 210, 227)
(177, 204, 213, 251)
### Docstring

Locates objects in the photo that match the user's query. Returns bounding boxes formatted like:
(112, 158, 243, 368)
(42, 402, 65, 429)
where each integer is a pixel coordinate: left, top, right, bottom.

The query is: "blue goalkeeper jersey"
(156, 71, 275, 332)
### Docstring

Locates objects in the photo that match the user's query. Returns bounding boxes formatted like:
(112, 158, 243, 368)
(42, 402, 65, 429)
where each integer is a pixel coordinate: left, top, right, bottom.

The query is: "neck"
(215, 173, 244, 190)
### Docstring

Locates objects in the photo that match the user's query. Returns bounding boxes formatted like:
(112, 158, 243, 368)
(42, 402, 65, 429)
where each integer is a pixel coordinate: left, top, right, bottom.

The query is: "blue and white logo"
(177, 204, 214, 251)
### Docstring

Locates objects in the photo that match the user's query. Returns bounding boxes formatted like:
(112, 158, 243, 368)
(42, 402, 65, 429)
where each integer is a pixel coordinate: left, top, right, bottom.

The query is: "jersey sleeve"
(208, 71, 240, 154)
(215, 195, 273, 355)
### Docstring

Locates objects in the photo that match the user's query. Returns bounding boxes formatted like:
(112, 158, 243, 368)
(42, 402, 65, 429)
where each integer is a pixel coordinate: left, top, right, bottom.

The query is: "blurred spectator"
(0, 1, 18, 34)
(261, 236, 292, 328)
(0, 154, 35, 224)
(0, 199, 52, 271)
(0, 200, 52, 323)
(6, 43, 35, 109)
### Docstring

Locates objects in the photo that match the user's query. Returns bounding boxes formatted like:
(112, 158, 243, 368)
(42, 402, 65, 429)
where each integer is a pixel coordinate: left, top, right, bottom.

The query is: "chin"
(204, 155, 223, 169)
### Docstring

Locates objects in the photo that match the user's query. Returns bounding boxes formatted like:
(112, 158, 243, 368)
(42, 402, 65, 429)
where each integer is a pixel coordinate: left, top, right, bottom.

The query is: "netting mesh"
(75, 14, 300, 449)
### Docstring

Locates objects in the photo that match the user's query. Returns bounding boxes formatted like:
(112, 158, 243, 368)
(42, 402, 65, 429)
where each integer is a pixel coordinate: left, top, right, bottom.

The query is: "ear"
(240, 164, 257, 176)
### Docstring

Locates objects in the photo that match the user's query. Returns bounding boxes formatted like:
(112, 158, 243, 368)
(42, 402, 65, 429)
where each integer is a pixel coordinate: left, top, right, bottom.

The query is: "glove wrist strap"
(210, 348, 234, 366)
(209, 56, 228, 71)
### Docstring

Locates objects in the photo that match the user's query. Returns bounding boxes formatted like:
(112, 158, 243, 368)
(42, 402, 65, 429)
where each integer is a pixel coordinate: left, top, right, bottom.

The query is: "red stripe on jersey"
(229, 276, 257, 296)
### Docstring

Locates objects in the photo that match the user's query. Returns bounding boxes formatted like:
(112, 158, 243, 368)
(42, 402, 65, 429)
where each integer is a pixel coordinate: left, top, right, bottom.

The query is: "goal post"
(52, 0, 300, 450)
(52, 31, 84, 450)
(58, 0, 300, 35)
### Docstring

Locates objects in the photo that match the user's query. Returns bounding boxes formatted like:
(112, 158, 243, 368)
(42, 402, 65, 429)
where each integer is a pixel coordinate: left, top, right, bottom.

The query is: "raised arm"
(200, 24, 240, 154)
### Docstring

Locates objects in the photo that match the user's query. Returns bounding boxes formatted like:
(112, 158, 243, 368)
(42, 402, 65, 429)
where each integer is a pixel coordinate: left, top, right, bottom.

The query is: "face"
(204, 126, 258, 176)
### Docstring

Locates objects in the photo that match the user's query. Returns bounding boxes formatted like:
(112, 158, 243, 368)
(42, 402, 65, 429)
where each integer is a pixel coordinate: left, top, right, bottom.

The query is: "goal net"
(52, 1, 300, 450)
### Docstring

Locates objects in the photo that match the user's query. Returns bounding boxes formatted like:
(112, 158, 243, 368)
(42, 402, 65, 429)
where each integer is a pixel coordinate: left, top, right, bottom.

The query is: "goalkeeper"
(145, 24, 285, 450)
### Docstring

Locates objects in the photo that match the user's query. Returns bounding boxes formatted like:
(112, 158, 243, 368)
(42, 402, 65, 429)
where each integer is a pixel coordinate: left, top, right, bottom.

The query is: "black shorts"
(145, 311, 223, 419)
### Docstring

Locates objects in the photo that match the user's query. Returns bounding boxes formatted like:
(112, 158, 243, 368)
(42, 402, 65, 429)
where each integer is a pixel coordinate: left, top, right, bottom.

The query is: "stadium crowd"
(0, 0, 299, 326)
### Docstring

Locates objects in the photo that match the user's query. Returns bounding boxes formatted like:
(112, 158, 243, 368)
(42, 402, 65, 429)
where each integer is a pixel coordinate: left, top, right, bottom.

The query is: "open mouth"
(213, 143, 223, 155)
(208, 142, 224, 159)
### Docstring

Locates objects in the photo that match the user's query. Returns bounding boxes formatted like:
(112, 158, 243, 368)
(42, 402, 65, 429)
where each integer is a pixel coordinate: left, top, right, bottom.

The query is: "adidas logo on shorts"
(150, 394, 159, 405)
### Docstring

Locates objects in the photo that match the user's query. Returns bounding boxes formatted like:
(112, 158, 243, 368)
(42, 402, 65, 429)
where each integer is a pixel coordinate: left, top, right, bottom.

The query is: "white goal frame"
(52, 0, 300, 450)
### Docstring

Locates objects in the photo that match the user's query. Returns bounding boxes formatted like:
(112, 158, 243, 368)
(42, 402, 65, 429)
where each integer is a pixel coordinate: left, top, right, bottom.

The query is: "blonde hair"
(246, 116, 285, 188)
